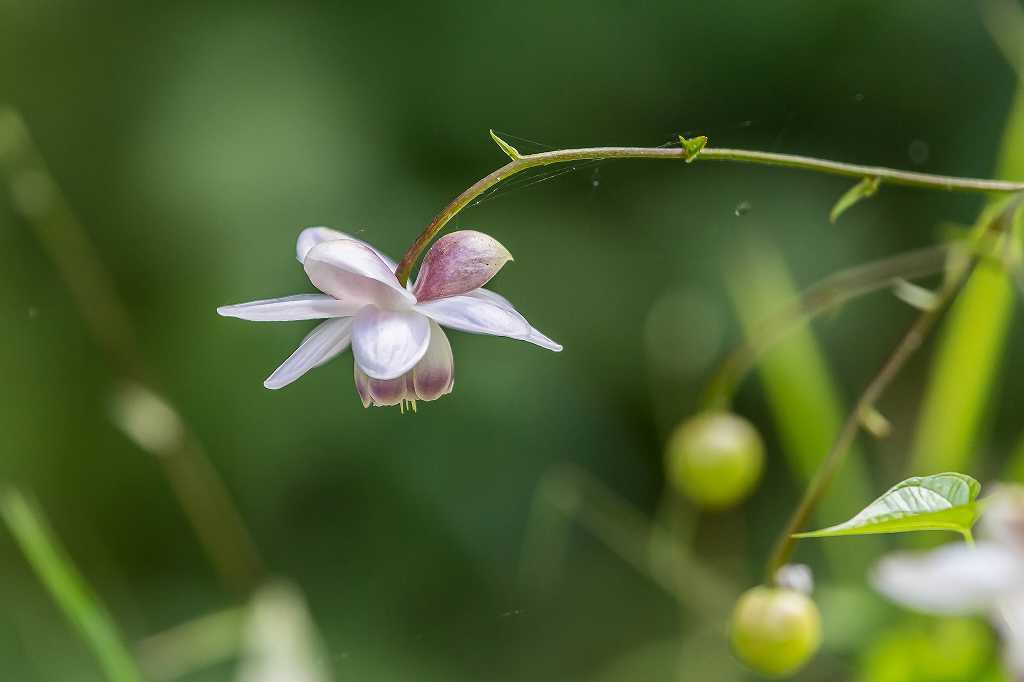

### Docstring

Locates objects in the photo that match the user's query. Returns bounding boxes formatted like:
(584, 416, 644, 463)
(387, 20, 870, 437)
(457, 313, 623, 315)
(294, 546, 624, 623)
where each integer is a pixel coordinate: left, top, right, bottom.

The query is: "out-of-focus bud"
(664, 412, 764, 508)
(730, 586, 822, 677)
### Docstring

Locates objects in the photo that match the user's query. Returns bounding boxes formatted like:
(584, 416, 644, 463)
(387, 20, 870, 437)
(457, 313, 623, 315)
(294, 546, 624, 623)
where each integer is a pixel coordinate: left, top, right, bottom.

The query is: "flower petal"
(353, 363, 373, 407)
(415, 294, 529, 339)
(351, 306, 431, 380)
(416, 289, 562, 351)
(217, 294, 362, 321)
(296, 226, 398, 270)
(413, 321, 454, 401)
(872, 542, 1024, 615)
(304, 239, 414, 310)
(464, 289, 563, 351)
(264, 317, 353, 389)
(353, 363, 414, 407)
(412, 231, 512, 301)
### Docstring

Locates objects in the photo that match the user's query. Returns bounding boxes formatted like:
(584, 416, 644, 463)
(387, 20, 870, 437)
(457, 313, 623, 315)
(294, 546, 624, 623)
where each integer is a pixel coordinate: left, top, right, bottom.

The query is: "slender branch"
(395, 141, 1024, 284)
(519, 463, 734, 614)
(702, 243, 955, 410)
(763, 200, 1023, 580)
(0, 107, 266, 594)
(764, 259, 973, 579)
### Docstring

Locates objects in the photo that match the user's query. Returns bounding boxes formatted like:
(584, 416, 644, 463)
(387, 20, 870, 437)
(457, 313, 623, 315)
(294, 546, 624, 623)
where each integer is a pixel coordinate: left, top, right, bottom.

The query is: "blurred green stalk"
(727, 240, 880, 578)
(912, 89, 1024, 476)
(1, 488, 145, 682)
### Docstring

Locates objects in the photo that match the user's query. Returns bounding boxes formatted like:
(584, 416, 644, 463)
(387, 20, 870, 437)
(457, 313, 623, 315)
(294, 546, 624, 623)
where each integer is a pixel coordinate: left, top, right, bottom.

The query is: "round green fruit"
(665, 411, 764, 508)
(730, 586, 823, 677)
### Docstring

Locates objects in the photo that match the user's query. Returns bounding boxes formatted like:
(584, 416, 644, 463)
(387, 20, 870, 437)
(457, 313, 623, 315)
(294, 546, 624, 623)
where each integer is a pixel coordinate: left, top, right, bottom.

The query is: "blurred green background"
(2, 1, 1023, 680)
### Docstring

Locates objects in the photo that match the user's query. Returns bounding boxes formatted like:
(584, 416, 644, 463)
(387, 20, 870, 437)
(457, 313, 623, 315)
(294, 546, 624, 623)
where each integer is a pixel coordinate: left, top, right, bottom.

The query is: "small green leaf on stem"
(794, 472, 982, 540)
(488, 129, 521, 160)
(678, 134, 708, 163)
(830, 176, 881, 224)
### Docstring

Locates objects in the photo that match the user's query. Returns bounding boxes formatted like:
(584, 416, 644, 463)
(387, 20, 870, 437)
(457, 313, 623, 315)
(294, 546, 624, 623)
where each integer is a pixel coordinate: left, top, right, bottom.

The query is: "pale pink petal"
(264, 318, 353, 389)
(413, 322, 454, 401)
(295, 226, 398, 271)
(304, 240, 414, 310)
(465, 289, 563, 351)
(217, 294, 362, 321)
(368, 375, 412, 406)
(524, 328, 563, 352)
(351, 306, 431, 380)
(412, 231, 512, 301)
(353, 363, 415, 407)
(872, 543, 1024, 615)
(415, 294, 529, 339)
(353, 363, 373, 407)
(416, 290, 561, 351)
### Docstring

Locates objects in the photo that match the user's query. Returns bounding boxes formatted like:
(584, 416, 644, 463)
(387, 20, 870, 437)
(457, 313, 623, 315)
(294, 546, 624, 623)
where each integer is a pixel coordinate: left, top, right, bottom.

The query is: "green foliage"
(678, 134, 708, 162)
(910, 252, 1014, 474)
(727, 237, 881, 577)
(858, 617, 1000, 682)
(913, 86, 1024, 478)
(794, 473, 981, 541)
(830, 176, 880, 224)
(0, 488, 144, 682)
(488, 129, 521, 160)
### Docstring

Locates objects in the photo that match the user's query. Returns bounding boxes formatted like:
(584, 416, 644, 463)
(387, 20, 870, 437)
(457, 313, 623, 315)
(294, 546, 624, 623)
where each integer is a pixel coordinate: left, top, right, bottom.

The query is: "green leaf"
(678, 134, 707, 163)
(794, 472, 982, 540)
(489, 129, 521, 160)
(830, 176, 880, 224)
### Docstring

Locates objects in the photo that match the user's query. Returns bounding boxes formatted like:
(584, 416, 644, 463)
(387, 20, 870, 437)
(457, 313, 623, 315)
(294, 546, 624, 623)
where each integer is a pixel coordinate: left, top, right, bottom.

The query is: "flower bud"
(730, 586, 822, 677)
(665, 412, 764, 508)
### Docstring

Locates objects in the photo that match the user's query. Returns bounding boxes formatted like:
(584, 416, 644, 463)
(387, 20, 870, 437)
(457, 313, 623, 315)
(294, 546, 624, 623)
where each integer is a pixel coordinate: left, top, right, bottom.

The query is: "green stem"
(395, 141, 1024, 284)
(1, 488, 145, 682)
(763, 200, 1023, 580)
(702, 243, 954, 410)
(962, 528, 977, 547)
(0, 107, 266, 594)
(764, 258, 973, 581)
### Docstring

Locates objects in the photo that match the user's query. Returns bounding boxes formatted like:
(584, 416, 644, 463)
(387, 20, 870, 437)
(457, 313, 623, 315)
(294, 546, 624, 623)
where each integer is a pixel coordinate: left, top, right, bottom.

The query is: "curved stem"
(763, 199, 1023, 580)
(702, 243, 955, 410)
(395, 143, 1024, 284)
(764, 258, 974, 580)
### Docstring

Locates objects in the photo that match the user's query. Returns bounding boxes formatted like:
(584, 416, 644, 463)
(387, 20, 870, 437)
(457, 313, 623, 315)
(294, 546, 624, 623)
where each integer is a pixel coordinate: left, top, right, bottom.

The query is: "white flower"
(218, 227, 561, 407)
(871, 486, 1024, 677)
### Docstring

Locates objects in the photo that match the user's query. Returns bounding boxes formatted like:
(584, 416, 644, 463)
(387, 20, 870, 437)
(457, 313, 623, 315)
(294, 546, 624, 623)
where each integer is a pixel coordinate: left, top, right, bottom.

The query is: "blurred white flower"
(219, 227, 560, 407)
(872, 486, 1024, 678)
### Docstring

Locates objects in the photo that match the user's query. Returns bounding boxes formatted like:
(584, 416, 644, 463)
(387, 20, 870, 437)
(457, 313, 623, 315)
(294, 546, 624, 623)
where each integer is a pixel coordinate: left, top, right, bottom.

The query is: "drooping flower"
(218, 227, 561, 407)
(871, 486, 1024, 677)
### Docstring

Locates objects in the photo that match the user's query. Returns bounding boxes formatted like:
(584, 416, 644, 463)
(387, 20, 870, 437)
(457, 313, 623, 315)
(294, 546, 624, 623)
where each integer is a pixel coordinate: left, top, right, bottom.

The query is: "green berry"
(730, 586, 823, 677)
(665, 411, 764, 508)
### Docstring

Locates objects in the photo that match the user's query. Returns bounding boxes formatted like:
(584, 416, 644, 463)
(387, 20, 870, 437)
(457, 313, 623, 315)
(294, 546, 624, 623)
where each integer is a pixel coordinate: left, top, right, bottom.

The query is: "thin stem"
(1, 488, 145, 682)
(702, 243, 955, 410)
(0, 108, 266, 594)
(764, 259, 973, 580)
(962, 529, 977, 548)
(519, 463, 734, 614)
(763, 199, 1024, 580)
(395, 142, 1024, 284)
